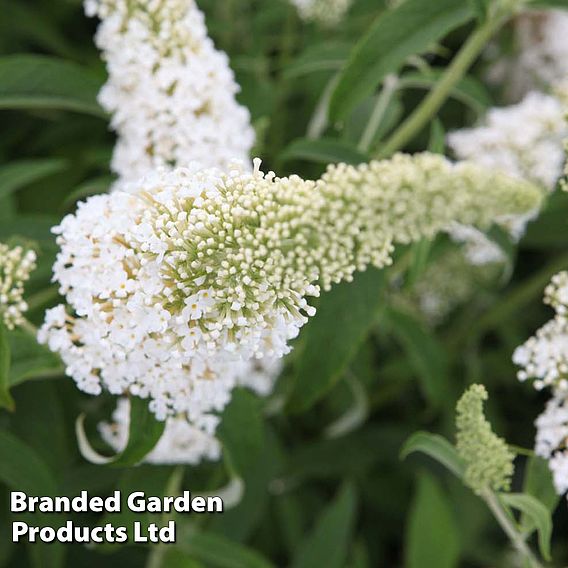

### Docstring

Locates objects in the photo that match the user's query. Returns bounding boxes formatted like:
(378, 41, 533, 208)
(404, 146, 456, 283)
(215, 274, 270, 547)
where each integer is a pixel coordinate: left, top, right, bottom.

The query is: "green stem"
(376, 16, 504, 158)
(483, 490, 543, 568)
(509, 444, 535, 458)
(358, 74, 398, 152)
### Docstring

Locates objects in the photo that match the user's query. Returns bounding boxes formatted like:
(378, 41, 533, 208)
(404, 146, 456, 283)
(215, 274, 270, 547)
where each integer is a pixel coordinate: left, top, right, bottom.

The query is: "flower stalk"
(377, 13, 507, 158)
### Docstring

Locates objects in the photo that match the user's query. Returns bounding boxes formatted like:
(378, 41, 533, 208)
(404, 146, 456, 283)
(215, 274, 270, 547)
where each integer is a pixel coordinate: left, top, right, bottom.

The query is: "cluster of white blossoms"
(448, 92, 567, 192)
(488, 10, 568, 100)
(289, 0, 353, 26)
(448, 9, 568, 274)
(412, 10, 568, 326)
(535, 397, 568, 495)
(0, 243, 37, 330)
(78, 0, 277, 464)
(409, 10, 568, 326)
(85, 0, 255, 184)
(514, 272, 568, 392)
(39, 155, 541, 434)
(514, 272, 568, 497)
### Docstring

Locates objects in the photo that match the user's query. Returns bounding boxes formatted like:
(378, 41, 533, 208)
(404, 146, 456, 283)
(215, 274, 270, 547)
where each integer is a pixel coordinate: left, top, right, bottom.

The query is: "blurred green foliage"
(1, 0, 568, 566)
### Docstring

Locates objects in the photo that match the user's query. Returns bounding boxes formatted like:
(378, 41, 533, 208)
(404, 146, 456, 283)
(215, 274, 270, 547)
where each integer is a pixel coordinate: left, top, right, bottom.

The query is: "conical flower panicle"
(40, 155, 542, 427)
(456, 384, 514, 494)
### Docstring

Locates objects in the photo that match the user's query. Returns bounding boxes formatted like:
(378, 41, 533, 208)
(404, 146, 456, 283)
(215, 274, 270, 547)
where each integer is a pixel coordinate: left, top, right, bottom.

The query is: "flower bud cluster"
(446, 90, 566, 289)
(40, 155, 541, 427)
(416, 90, 566, 323)
(456, 384, 514, 495)
(84, 0, 254, 183)
(0, 243, 36, 330)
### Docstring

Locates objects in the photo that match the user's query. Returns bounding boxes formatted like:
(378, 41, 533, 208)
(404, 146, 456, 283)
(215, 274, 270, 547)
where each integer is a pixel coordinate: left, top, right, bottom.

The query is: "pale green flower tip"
(453, 160, 544, 216)
(456, 384, 515, 495)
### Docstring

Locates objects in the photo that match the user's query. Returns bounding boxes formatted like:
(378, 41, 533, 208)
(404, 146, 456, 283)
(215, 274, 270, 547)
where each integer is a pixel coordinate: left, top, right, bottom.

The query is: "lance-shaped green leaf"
(0, 55, 105, 117)
(0, 429, 57, 495)
(401, 431, 465, 479)
(521, 456, 560, 534)
(284, 42, 350, 79)
(500, 493, 552, 562)
(406, 473, 461, 568)
(217, 388, 264, 477)
(291, 483, 357, 568)
(177, 527, 276, 568)
(329, 0, 474, 121)
(76, 396, 166, 467)
(111, 396, 167, 467)
(287, 268, 385, 413)
(386, 307, 450, 409)
(0, 159, 68, 200)
(280, 138, 368, 166)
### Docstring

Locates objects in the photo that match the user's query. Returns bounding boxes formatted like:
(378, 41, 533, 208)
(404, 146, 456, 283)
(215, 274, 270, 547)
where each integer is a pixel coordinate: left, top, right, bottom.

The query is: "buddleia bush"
(1, 0, 568, 566)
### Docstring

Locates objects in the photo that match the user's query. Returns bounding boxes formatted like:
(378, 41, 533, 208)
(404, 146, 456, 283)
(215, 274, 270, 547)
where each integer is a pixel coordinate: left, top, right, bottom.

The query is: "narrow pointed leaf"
(500, 493, 552, 561)
(287, 268, 385, 413)
(401, 431, 465, 479)
(329, 0, 474, 121)
(406, 473, 461, 568)
(0, 159, 68, 200)
(110, 396, 167, 467)
(0, 55, 105, 117)
(280, 138, 367, 165)
(0, 429, 57, 495)
(291, 483, 357, 568)
(177, 528, 275, 568)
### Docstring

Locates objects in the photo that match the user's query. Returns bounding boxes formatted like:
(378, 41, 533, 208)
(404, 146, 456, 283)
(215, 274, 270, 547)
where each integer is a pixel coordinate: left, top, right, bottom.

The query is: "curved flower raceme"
(0, 243, 37, 330)
(39, 154, 542, 431)
(456, 384, 514, 495)
(447, 91, 566, 266)
(412, 90, 568, 324)
(85, 0, 255, 184)
(409, 91, 566, 324)
(289, 0, 353, 26)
